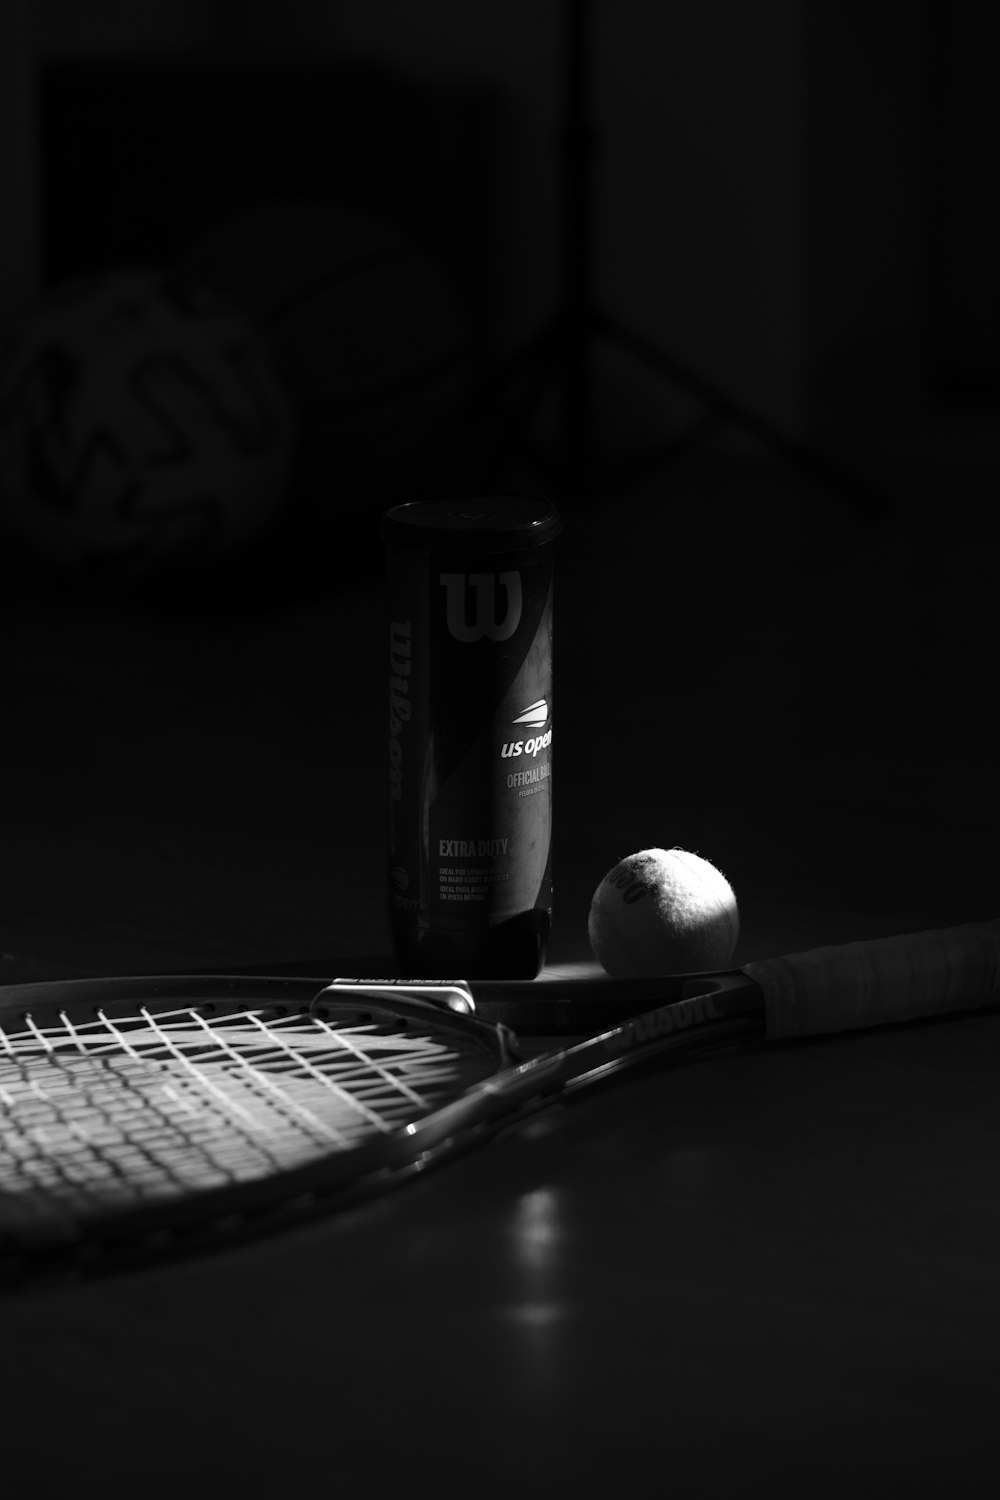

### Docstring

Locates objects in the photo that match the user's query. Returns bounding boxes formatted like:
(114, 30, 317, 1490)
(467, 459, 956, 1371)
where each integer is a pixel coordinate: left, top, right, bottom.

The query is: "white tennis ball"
(588, 847, 739, 977)
(0, 268, 294, 581)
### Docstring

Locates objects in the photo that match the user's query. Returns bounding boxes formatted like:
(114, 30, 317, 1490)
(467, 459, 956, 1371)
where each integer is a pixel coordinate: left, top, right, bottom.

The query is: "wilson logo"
(602, 993, 721, 1054)
(604, 865, 652, 905)
(388, 620, 412, 806)
(440, 571, 522, 643)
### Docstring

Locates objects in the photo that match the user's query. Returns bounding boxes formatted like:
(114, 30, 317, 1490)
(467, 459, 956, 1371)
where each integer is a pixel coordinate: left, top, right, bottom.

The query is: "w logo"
(440, 571, 522, 642)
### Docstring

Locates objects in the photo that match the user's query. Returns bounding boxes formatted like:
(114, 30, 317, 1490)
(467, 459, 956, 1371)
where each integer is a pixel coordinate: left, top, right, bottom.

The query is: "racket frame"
(0, 967, 762, 1279)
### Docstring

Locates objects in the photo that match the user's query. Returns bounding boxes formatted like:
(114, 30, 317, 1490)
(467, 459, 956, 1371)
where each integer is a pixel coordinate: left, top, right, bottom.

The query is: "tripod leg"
(593, 308, 892, 517)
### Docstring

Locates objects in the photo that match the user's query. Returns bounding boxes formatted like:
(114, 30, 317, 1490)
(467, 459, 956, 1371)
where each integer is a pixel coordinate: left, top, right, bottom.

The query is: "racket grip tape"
(744, 920, 1000, 1040)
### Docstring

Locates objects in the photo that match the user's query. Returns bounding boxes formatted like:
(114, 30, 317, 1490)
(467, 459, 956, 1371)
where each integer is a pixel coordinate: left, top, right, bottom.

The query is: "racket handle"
(744, 920, 1000, 1040)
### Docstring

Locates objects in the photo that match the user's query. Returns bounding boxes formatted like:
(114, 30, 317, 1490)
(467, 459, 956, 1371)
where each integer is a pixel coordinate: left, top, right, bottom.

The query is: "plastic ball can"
(382, 496, 560, 978)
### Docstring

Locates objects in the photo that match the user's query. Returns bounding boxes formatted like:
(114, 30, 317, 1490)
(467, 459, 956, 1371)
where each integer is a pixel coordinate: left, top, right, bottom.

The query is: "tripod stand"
(474, 0, 887, 515)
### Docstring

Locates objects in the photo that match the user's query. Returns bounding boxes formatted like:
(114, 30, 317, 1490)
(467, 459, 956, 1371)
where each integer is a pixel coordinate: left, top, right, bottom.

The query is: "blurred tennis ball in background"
(0, 269, 294, 582)
(177, 198, 470, 528)
(588, 848, 740, 976)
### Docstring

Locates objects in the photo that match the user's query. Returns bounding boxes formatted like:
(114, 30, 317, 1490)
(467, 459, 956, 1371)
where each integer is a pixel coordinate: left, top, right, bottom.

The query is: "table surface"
(2, 454, 999, 1498)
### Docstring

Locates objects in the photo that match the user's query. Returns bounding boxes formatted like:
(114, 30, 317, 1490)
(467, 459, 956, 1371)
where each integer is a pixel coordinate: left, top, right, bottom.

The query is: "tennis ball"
(0, 268, 294, 582)
(178, 198, 470, 527)
(588, 847, 739, 977)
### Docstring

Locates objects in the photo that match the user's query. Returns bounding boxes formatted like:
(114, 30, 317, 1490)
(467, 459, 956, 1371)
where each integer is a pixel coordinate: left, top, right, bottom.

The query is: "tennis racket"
(1, 919, 998, 1284)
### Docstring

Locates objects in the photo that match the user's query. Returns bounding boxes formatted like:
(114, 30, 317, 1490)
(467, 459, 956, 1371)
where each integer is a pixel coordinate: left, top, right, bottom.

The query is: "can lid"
(381, 496, 560, 554)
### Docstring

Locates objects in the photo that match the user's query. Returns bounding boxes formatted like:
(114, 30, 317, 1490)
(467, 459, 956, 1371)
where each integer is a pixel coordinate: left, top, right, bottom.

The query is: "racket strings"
(0, 1003, 497, 1241)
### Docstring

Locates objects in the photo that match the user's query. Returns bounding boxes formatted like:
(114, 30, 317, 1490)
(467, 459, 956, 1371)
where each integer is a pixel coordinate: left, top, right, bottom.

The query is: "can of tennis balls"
(382, 496, 560, 978)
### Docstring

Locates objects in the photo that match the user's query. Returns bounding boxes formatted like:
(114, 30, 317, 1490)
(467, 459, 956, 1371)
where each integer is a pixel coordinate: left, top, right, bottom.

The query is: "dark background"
(0, 0, 998, 971)
(3, 17, 1000, 1493)
(11, 2, 1000, 448)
